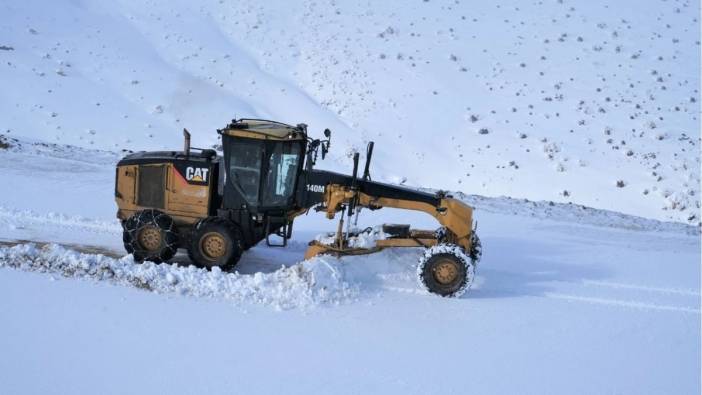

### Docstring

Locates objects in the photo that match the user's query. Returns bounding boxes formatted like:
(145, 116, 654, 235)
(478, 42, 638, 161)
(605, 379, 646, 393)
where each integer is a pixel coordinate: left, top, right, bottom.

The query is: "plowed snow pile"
(0, 243, 356, 310)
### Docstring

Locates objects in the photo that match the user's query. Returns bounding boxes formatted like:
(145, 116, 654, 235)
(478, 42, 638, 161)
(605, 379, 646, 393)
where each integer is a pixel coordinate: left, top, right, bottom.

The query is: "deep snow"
(0, 207, 699, 394)
(0, 0, 700, 393)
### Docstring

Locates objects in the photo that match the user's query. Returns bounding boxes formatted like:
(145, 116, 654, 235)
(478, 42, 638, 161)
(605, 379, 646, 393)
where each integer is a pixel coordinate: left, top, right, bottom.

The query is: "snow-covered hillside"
(0, 1, 700, 393)
(0, 0, 699, 223)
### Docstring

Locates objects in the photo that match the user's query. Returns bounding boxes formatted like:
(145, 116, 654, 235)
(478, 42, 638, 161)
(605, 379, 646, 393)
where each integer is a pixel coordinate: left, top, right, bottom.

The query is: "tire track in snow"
(582, 280, 700, 297)
(381, 286, 425, 295)
(544, 292, 701, 315)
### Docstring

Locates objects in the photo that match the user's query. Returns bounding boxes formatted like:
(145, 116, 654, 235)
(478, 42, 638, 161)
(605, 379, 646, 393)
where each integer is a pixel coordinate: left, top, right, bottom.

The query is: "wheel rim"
(138, 226, 162, 251)
(433, 259, 460, 285)
(200, 232, 227, 260)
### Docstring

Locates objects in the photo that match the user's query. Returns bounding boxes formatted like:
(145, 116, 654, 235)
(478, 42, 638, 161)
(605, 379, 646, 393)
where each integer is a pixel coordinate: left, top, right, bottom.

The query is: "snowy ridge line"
(544, 292, 701, 315)
(450, 191, 698, 235)
(0, 243, 356, 310)
(0, 134, 121, 166)
(582, 280, 700, 297)
(3, 133, 697, 235)
(0, 206, 121, 234)
(1, 134, 697, 234)
(462, 194, 698, 234)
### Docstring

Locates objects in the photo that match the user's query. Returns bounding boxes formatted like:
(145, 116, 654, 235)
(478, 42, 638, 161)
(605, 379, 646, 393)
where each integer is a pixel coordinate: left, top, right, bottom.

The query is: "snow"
(0, 243, 356, 311)
(0, 0, 700, 393)
(0, 211, 699, 394)
(0, 142, 699, 393)
(1, 0, 699, 223)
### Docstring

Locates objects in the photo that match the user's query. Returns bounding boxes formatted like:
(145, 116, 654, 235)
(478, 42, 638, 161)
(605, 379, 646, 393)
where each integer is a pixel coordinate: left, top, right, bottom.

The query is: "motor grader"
(114, 119, 482, 297)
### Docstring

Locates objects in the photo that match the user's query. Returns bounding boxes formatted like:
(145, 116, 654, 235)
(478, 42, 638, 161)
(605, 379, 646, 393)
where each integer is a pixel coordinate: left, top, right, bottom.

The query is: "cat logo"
(186, 167, 209, 183)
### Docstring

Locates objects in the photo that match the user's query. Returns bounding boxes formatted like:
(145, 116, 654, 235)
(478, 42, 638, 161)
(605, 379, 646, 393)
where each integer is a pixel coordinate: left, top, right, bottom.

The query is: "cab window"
(227, 139, 262, 204)
(262, 142, 301, 206)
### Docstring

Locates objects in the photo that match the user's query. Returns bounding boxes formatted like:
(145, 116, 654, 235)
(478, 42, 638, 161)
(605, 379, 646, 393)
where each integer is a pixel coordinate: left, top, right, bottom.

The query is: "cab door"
(223, 137, 265, 210)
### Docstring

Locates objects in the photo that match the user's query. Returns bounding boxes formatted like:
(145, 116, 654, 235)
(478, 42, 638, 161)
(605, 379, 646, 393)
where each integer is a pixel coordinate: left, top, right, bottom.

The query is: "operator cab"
(218, 119, 309, 212)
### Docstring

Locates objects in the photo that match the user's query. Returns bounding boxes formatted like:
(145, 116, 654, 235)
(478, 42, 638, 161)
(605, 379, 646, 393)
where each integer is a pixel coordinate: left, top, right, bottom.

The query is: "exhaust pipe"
(183, 128, 191, 158)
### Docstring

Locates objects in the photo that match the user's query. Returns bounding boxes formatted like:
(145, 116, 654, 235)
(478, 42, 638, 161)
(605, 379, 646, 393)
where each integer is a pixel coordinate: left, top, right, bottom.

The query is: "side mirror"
(323, 128, 331, 138)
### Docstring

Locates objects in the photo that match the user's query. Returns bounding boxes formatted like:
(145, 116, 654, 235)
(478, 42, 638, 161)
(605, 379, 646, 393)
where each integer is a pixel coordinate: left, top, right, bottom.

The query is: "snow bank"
(0, 243, 357, 310)
(0, 206, 121, 234)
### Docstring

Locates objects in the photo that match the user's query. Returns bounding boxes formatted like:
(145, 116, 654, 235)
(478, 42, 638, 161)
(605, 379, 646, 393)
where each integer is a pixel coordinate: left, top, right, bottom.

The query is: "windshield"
(262, 142, 301, 206)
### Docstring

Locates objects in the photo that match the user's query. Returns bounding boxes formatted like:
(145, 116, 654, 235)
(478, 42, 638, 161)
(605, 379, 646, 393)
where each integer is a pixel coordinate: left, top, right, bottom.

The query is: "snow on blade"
(314, 226, 389, 249)
(0, 243, 357, 310)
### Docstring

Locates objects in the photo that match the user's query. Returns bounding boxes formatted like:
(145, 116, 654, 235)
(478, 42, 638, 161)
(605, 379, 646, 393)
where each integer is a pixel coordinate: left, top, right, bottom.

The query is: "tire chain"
(123, 209, 179, 262)
(416, 243, 475, 298)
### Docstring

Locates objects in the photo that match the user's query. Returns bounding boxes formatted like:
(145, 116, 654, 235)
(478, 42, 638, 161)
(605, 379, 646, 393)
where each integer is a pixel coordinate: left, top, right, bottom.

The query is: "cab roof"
(218, 119, 308, 140)
(117, 150, 218, 166)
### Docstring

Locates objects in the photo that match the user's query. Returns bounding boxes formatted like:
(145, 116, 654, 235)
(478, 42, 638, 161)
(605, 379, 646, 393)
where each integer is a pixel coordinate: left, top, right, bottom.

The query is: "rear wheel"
(123, 210, 179, 263)
(188, 218, 243, 270)
(417, 244, 475, 297)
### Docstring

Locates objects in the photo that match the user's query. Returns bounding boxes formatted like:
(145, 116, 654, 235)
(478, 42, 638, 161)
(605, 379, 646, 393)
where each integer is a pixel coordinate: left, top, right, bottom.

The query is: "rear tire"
(417, 244, 475, 297)
(188, 217, 243, 270)
(123, 210, 179, 263)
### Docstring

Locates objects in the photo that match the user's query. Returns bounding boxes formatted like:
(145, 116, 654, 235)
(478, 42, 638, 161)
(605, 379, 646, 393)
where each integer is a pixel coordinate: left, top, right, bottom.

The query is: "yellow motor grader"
(114, 119, 481, 297)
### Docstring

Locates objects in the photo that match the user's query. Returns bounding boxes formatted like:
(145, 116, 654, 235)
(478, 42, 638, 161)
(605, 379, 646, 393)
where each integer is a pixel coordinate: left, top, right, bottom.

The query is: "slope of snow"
(1, 0, 699, 223)
(0, 1, 700, 393)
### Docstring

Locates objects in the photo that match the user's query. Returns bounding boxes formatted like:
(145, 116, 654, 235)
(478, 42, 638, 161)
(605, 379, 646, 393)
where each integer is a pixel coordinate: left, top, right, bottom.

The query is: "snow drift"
(0, 243, 357, 310)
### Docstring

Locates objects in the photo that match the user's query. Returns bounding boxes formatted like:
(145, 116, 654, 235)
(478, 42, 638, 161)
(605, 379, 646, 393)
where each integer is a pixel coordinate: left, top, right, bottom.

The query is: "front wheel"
(469, 232, 482, 265)
(417, 244, 475, 297)
(188, 218, 243, 270)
